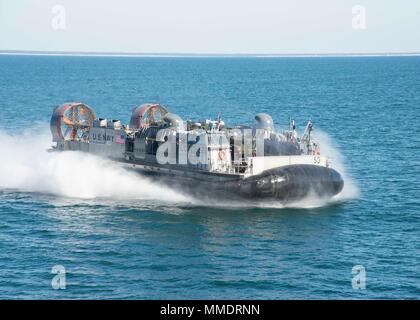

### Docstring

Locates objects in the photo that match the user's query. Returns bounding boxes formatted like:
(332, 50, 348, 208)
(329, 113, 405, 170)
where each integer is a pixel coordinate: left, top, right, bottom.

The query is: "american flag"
(115, 134, 125, 144)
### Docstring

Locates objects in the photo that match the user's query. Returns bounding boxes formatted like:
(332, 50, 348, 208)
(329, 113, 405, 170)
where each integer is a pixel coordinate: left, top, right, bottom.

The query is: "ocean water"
(0, 55, 418, 299)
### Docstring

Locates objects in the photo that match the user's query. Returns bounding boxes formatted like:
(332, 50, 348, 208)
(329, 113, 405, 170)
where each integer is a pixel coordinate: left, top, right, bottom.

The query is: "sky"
(1, 0, 420, 54)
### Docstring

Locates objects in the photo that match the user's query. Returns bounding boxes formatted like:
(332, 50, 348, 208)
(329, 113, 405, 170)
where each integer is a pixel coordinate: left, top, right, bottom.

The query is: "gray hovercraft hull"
(50, 103, 344, 203)
(124, 162, 344, 202)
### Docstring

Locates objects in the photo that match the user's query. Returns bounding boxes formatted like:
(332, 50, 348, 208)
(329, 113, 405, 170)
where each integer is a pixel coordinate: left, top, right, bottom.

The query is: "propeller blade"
(62, 116, 75, 126)
(63, 126, 72, 139)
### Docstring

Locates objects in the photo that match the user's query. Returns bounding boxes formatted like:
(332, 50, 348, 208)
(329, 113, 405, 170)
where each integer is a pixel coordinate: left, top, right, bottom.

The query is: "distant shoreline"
(1, 50, 420, 58)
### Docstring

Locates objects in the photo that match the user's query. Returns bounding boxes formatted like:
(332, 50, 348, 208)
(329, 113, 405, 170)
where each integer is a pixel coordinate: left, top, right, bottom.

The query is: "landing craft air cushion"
(50, 102, 344, 202)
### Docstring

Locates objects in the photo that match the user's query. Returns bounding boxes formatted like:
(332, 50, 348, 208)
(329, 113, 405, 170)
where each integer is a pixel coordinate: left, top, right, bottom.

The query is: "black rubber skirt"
(238, 165, 344, 201)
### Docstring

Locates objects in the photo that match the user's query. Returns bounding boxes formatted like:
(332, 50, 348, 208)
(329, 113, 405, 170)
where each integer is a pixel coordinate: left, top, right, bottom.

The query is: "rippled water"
(0, 55, 418, 299)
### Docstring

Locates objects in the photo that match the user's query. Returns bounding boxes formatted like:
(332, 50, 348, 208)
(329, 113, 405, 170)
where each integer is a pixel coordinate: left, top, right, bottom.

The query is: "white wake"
(314, 130, 359, 202)
(0, 127, 190, 202)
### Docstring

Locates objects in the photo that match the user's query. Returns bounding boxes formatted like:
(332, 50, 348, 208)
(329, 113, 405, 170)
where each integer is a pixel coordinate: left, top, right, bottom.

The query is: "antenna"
(216, 112, 221, 130)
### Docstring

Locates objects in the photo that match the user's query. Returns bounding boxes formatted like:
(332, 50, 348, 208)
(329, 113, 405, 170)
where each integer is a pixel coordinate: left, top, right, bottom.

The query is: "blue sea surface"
(0, 55, 419, 299)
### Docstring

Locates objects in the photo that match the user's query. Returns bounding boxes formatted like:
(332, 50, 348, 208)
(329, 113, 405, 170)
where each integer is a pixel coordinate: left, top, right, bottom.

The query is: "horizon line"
(1, 50, 420, 58)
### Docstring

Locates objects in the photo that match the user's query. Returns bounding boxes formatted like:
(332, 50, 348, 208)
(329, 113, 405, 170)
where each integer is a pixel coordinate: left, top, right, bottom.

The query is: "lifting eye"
(270, 176, 285, 184)
(257, 178, 269, 186)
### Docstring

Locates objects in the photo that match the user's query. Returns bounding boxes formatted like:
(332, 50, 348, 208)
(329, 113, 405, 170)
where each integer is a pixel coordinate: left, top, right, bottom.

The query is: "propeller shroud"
(51, 102, 96, 142)
(130, 103, 168, 129)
